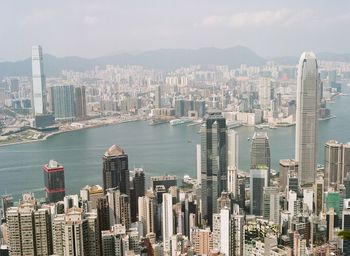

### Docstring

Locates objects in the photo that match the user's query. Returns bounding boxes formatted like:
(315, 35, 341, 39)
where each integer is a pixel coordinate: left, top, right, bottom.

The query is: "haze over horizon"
(2, 0, 350, 61)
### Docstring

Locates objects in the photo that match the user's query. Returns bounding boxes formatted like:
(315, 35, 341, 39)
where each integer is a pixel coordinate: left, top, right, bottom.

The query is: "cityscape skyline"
(2, 39, 350, 254)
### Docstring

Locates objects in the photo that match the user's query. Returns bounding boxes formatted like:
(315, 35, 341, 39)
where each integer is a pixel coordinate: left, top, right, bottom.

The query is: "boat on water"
(255, 124, 269, 129)
(170, 118, 192, 126)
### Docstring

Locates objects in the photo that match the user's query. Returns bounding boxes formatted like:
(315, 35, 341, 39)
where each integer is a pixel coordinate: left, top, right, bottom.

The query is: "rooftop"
(104, 144, 125, 157)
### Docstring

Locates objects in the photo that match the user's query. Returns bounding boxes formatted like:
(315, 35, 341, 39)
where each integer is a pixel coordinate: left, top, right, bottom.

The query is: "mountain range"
(0, 46, 349, 76)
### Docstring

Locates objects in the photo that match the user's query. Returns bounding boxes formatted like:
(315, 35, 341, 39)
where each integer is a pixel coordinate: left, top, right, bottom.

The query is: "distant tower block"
(32, 45, 47, 115)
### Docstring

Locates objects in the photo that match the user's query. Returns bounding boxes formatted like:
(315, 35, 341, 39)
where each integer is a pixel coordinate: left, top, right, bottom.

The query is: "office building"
(201, 112, 227, 226)
(251, 132, 271, 171)
(154, 85, 161, 108)
(343, 143, 350, 178)
(102, 145, 130, 195)
(279, 159, 298, 192)
(227, 129, 238, 168)
(344, 173, 350, 199)
(259, 77, 273, 110)
(196, 144, 201, 185)
(342, 199, 350, 255)
(227, 166, 238, 198)
(314, 177, 324, 216)
(194, 100, 206, 118)
(51, 85, 76, 121)
(43, 160, 65, 203)
(31, 45, 47, 115)
(130, 168, 145, 222)
(325, 140, 343, 190)
(74, 86, 87, 119)
(250, 168, 268, 216)
(295, 52, 320, 187)
(162, 193, 174, 254)
(175, 98, 184, 117)
(227, 129, 238, 197)
(263, 186, 280, 224)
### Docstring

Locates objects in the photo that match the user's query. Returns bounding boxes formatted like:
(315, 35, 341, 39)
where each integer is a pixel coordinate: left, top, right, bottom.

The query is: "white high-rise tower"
(32, 45, 47, 115)
(295, 52, 319, 186)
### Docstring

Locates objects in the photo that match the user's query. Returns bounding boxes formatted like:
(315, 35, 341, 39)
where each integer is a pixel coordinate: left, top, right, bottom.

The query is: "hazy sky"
(1, 0, 350, 61)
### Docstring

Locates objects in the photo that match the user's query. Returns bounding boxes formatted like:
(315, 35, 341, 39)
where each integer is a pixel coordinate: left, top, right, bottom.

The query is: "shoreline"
(0, 117, 143, 148)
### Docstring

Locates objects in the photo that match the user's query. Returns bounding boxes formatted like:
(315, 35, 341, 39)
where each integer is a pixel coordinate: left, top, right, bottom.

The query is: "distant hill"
(2, 47, 350, 77)
(0, 46, 266, 76)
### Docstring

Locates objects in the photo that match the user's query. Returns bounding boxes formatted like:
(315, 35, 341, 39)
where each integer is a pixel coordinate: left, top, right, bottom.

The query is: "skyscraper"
(31, 45, 47, 116)
(250, 168, 268, 216)
(74, 86, 87, 119)
(51, 85, 76, 121)
(130, 168, 145, 222)
(295, 52, 320, 187)
(154, 85, 161, 108)
(43, 160, 65, 203)
(196, 144, 201, 185)
(342, 199, 350, 255)
(201, 112, 227, 226)
(251, 132, 271, 185)
(343, 143, 350, 178)
(227, 129, 238, 168)
(102, 145, 130, 195)
(279, 159, 298, 192)
(250, 132, 271, 170)
(258, 77, 273, 110)
(324, 140, 343, 190)
(162, 193, 174, 254)
(263, 187, 280, 224)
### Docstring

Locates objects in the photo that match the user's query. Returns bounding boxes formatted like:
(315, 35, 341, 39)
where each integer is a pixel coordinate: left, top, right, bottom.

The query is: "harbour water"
(1, 87, 350, 199)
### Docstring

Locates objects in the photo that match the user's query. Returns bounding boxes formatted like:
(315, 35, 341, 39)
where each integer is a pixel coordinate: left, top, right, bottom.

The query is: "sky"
(1, 0, 350, 61)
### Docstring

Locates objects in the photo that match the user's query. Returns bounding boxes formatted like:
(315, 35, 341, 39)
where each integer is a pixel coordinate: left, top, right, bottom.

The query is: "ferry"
(170, 118, 192, 126)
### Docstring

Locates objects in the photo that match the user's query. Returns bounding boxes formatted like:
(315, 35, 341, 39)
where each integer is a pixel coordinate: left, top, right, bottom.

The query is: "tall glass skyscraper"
(250, 132, 270, 170)
(295, 52, 320, 187)
(51, 85, 76, 121)
(201, 112, 227, 226)
(102, 145, 130, 196)
(31, 45, 47, 115)
(250, 168, 268, 216)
